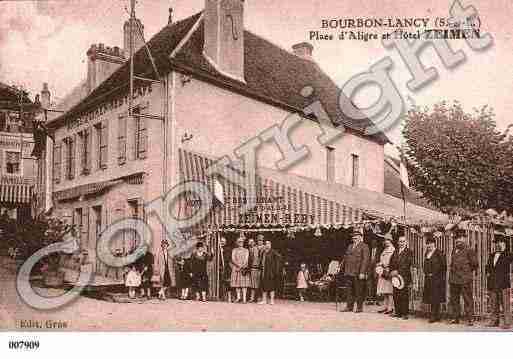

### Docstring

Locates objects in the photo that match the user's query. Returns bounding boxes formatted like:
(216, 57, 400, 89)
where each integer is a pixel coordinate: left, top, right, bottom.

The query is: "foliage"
(402, 101, 513, 214)
(13, 215, 75, 270)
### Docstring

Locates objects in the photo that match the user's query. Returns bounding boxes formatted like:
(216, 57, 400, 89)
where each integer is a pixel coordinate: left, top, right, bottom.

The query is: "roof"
(48, 12, 389, 144)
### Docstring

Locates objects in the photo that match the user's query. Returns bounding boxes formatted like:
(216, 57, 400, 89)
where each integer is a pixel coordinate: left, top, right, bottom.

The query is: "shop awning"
(178, 149, 446, 232)
(178, 149, 365, 232)
(0, 177, 34, 204)
(54, 179, 122, 202)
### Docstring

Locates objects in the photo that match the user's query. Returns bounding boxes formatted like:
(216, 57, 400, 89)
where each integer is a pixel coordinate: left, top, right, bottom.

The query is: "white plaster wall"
(172, 75, 385, 193)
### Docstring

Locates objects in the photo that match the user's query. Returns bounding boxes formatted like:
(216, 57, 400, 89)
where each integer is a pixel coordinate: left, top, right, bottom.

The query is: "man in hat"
(389, 236, 413, 319)
(422, 234, 447, 323)
(485, 236, 513, 329)
(448, 229, 478, 326)
(341, 228, 370, 313)
(259, 239, 282, 305)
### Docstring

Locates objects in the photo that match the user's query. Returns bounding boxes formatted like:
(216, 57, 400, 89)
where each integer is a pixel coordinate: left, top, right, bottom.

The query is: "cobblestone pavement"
(1, 257, 510, 332)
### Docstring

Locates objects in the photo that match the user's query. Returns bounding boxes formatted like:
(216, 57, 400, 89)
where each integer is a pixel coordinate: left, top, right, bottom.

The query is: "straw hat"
(391, 274, 405, 290)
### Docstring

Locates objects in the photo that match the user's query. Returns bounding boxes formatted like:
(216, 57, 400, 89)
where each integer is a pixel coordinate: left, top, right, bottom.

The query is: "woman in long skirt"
(231, 237, 250, 303)
(376, 237, 395, 314)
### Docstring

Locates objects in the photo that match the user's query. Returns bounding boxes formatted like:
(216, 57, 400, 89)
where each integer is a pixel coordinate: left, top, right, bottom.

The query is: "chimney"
(168, 8, 173, 25)
(203, 0, 245, 82)
(41, 83, 51, 109)
(292, 42, 314, 61)
(87, 43, 125, 94)
(123, 17, 145, 58)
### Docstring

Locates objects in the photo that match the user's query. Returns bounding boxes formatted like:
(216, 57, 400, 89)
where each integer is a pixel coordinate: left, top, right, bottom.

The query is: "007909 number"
(8, 340, 40, 350)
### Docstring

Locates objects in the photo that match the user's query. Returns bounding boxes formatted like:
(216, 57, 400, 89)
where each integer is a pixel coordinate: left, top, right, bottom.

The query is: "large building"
(0, 82, 37, 223)
(41, 1, 445, 279)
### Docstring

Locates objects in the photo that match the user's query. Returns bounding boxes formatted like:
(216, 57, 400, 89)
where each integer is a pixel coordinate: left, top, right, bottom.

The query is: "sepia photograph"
(0, 0, 512, 351)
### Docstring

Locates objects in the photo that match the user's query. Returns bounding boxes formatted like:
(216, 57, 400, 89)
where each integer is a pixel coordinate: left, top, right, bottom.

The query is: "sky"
(1, 0, 512, 155)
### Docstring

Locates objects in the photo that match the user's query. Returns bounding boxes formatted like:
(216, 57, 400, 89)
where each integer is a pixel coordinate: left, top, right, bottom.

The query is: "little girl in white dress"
(125, 266, 142, 299)
(296, 263, 310, 301)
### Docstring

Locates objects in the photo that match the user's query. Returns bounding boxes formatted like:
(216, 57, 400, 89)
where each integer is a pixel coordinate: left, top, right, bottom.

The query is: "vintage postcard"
(0, 0, 512, 339)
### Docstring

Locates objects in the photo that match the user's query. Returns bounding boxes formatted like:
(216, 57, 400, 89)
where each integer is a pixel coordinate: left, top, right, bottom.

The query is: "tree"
(13, 214, 75, 272)
(402, 101, 513, 214)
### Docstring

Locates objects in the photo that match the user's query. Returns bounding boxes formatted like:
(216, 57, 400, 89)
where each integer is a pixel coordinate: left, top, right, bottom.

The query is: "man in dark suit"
(389, 236, 413, 319)
(422, 234, 447, 323)
(341, 228, 370, 313)
(486, 236, 513, 329)
(448, 229, 478, 326)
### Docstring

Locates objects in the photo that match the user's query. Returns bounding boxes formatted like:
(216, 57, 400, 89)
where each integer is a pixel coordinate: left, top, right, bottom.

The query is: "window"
(64, 137, 75, 180)
(79, 129, 91, 175)
(134, 108, 147, 159)
(53, 142, 61, 183)
(351, 154, 359, 187)
(5, 151, 21, 174)
(127, 199, 143, 253)
(326, 146, 335, 183)
(118, 114, 127, 164)
(95, 121, 108, 169)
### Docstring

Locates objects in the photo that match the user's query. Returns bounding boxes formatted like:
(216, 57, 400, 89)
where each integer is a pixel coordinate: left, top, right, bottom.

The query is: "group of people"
(220, 234, 282, 305)
(340, 227, 512, 328)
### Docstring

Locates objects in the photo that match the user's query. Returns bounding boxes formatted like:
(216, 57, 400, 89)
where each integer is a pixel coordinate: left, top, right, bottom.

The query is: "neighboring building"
(42, 1, 445, 278)
(0, 82, 37, 223)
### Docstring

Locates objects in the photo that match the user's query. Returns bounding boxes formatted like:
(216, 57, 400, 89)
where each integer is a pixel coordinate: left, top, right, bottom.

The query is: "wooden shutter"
(81, 206, 89, 249)
(53, 142, 61, 183)
(99, 121, 108, 169)
(0, 150, 3, 175)
(86, 127, 92, 173)
(103, 120, 109, 167)
(70, 135, 76, 179)
(137, 115, 147, 159)
(118, 114, 127, 164)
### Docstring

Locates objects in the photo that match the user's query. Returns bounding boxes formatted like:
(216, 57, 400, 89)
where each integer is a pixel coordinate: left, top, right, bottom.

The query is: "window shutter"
(62, 139, 68, 179)
(70, 135, 76, 179)
(0, 149, 3, 175)
(86, 127, 92, 173)
(53, 142, 61, 183)
(118, 114, 127, 164)
(103, 120, 109, 167)
(138, 116, 147, 159)
(81, 206, 89, 249)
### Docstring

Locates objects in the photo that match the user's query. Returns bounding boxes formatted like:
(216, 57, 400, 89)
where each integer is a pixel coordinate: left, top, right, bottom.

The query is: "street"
(0, 257, 508, 332)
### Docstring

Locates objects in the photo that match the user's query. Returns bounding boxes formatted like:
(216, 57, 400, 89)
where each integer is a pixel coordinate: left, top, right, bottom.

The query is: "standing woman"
(423, 234, 447, 323)
(231, 236, 250, 303)
(376, 236, 395, 314)
(190, 242, 214, 302)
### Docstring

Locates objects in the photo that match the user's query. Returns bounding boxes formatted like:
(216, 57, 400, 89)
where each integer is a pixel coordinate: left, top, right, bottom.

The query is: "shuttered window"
(134, 108, 147, 159)
(118, 114, 127, 165)
(65, 136, 76, 180)
(96, 121, 108, 169)
(79, 128, 92, 175)
(53, 142, 61, 183)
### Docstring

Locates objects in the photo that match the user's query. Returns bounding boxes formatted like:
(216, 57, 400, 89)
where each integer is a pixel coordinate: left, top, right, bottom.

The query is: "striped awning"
(178, 149, 365, 232)
(54, 179, 122, 202)
(0, 182, 33, 203)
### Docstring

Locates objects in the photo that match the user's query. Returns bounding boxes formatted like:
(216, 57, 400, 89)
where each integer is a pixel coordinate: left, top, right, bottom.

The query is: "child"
(176, 257, 192, 300)
(296, 262, 310, 302)
(125, 265, 141, 299)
